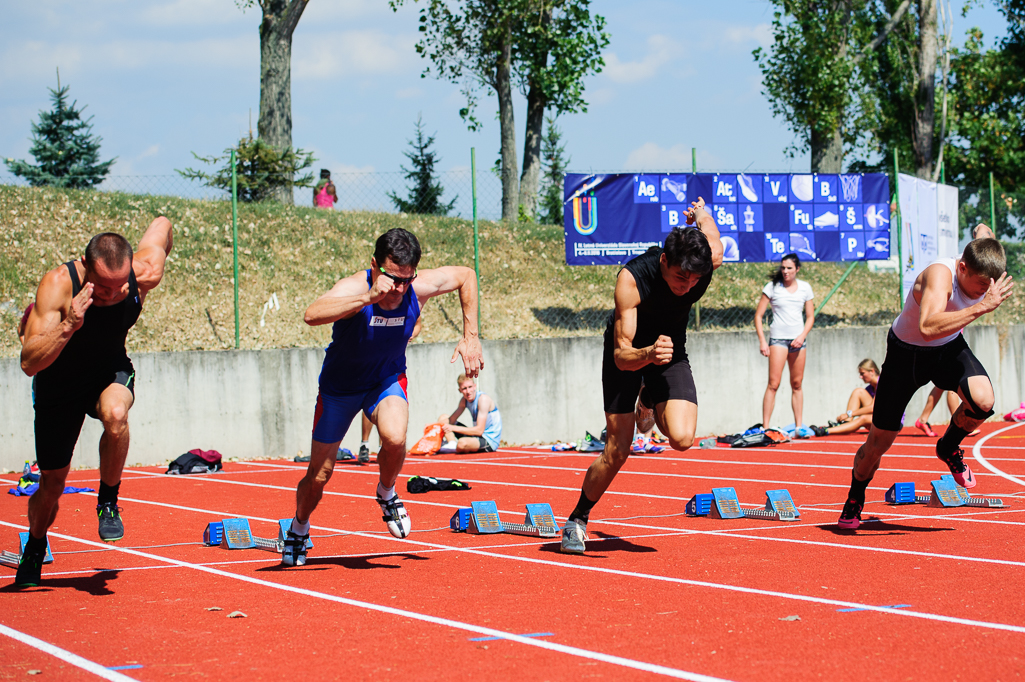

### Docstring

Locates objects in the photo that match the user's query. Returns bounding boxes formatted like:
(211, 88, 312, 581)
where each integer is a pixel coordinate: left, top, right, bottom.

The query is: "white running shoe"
(560, 519, 587, 554)
(281, 530, 309, 566)
(377, 494, 412, 538)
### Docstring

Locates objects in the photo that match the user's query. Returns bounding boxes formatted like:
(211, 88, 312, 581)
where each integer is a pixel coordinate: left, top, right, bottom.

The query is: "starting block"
(885, 475, 1005, 509)
(687, 488, 800, 522)
(203, 518, 314, 553)
(450, 501, 560, 538)
(0, 533, 55, 569)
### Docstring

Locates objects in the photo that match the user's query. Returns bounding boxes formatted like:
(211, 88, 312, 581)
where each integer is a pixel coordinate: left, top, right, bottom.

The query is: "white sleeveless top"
(890, 258, 983, 347)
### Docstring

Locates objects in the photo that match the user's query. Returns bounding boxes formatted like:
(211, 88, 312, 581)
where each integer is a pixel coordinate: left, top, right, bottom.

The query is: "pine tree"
(5, 77, 115, 189)
(389, 115, 456, 216)
(538, 116, 570, 226)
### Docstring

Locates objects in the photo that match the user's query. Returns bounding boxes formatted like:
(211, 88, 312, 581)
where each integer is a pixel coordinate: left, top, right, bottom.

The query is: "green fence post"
(471, 148, 480, 335)
(989, 171, 996, 233)
(692, 147, 700, 330)
(815, 260, 858, 316)
(893, 149, 903, 308)
(232, 149, 240, 350)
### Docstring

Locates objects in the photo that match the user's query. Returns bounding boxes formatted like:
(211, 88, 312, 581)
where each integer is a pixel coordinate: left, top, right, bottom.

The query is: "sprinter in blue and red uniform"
(282, 228, 482, 566)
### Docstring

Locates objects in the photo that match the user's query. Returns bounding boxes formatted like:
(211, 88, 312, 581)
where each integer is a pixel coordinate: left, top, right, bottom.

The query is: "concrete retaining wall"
(2, 325, 1022, 472)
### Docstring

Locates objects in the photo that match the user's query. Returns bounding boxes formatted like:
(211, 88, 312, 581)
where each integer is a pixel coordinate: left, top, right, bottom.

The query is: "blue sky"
(0, 1, 1010, 189)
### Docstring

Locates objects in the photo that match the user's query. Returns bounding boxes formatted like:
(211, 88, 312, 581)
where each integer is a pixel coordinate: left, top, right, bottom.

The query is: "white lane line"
(514, 444, 1025, 461)
(0, 522, 731, 682)
(974, 423, 1025, 488)
(0, 623, 139, 681)
(4, 516, 1023, 638)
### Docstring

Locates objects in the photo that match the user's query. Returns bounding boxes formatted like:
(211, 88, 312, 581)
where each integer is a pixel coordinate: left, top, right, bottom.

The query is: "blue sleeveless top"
(466, 391, 502, 451)
(319, 270, 421, 395)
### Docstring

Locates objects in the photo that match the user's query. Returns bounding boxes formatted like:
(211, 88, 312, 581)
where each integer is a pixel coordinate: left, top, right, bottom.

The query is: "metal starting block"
(886, 476, 1005, 509)
(450, 501, 560, 538)
(203, 518, 314, 553)
(688, 488, 799, 521)
(0, 533, 55, 569)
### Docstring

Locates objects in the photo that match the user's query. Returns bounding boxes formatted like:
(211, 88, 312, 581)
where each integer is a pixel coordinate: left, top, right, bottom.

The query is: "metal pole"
(989, 171, 996, 232)
(471, 148, 480, 335)
(232, 149, 240, 349)
(815, 260, 858, 316)
(691, 147, 700, 330)
(894, 149, 903, 308)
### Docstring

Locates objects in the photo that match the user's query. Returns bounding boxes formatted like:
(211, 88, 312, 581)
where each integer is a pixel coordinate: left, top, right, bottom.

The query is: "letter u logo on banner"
(573, 196, 598, 235)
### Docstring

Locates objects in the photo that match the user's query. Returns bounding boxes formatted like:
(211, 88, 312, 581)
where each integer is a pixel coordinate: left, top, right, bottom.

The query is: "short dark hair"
(84, 233, 133, 272)
(663, 227, 712, 275)
(962, 238, 1005, 280)
(320, 168, 331, 179)
(374, 228, 422, 268)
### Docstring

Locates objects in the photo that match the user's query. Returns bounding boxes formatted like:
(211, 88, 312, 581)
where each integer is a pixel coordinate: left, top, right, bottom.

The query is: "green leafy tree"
(5, 78, 115, 189)
(537, 116, 569, 226)
(177, 133, 315, 203)
(388, 115, 457, 215)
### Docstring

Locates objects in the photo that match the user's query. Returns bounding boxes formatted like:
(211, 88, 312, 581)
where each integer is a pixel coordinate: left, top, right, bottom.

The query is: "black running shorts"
(33, 360, 136, 471)
(602, 335, 698, 414)
(872, 330, 989, 432)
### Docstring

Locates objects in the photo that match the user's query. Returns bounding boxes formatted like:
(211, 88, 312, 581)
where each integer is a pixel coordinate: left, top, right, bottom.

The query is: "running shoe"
(936, 445, 977, 488)
(96, 502, 124, 542)
(837, 498, 863, 530)
(281, 530, 309, 567)
(560, 519, 587, 555)
(915, 419, 938, 437)
(635, 391, 655, 434)
(810, 425, 829, 437)
(377, 494, 411, 538)
(358, 444, 371, 465)
(968, 428, 981, 437)
(14, 548, 44, 587)
(630, 435, 649, 453)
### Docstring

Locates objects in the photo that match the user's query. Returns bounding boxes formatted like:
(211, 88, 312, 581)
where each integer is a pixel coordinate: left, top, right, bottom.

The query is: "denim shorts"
(769, 338, 807, 354)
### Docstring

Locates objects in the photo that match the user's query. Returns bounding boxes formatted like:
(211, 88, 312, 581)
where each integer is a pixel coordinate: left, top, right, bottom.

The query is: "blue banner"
(563, 172, 891, 266)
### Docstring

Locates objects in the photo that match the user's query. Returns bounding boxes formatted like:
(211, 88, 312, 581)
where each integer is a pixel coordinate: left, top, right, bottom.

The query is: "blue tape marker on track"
(468, 632, 554, 642)
(837, 604, 912, 613)
(106, 665, 144, 670)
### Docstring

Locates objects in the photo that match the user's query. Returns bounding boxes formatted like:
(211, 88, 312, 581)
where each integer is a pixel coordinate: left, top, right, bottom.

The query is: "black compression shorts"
(872, 330, 989, 432)
(33, 359, 136, 471)
(602, 335, 698, 414)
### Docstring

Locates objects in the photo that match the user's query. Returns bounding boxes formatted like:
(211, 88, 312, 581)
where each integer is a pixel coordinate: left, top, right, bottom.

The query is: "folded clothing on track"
(167, 449, 224, 475)
(406, 476, 471, 494)
(9, 484, 95, 496)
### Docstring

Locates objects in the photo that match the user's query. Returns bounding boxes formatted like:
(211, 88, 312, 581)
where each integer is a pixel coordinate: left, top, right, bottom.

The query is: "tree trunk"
(810, 127, 844, 172)
(518, 5, 553, 223)
(496, 27, 519, 222)
(257, 0, 308, 204)
(913, 0, 937, 179)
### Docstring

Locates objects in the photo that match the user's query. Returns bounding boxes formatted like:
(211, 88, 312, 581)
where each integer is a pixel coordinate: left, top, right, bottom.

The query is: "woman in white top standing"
(754, 253, 815, 433)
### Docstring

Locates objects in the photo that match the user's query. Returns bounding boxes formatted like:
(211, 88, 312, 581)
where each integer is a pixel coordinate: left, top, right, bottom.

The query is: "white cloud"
(623, 143, 722, 172)
(587, 88, 615, 106)
(138, 144, 160, 159)
(140, 0, 243, 27)
(602, 35, 683, 84)
(724, 23, 772, 48)
(293, 30, 417, 80)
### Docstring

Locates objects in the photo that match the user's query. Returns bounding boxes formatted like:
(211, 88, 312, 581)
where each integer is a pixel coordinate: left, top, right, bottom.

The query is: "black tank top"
(604, 246, 712, 361)
(35, 262, 142, 394)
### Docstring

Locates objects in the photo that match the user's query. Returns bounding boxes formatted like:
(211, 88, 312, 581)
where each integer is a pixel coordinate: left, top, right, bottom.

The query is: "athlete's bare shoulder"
(36, 262, 75, 307)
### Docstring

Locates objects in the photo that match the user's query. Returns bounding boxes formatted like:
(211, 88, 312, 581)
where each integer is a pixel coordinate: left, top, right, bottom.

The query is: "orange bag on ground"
(409, 423, 444, 455)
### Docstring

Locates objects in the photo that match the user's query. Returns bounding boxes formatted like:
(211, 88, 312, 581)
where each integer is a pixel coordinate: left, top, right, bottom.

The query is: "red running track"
(1, 422, 1023, 681)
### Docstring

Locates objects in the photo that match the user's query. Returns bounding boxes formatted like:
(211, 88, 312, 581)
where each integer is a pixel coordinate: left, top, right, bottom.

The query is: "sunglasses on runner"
(379, 268, 417, 286)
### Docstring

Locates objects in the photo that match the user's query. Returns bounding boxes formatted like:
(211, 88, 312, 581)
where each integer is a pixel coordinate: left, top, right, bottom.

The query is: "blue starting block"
(688, 488, 799, 521)
(885, 476, 1005, 508)
(0, 533, 55, 570)
(203, 518, 314, 553)
(450, 502, 560, 538)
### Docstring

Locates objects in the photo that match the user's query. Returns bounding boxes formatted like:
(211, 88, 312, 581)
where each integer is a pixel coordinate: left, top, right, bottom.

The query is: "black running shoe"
(810, 425, 828, 437)
(97, 502, 124, 542)
(936, 445, 977, 488)
(358, 444, 371, 466)
(837, 498, 863, 530)
(14, 549, 44, 588)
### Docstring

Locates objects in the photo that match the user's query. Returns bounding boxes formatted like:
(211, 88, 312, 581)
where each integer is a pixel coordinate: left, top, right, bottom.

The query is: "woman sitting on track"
(754, 253, 815, 434)
(810, 359, 879, 437)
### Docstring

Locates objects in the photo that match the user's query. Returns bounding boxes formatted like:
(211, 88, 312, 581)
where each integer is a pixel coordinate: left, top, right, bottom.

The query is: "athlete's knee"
(766, 378, 781, 391)
(961, 383, 995, 419)
(668, 433, 694, 451)
(437, 414, 450, 425)
(37, 470, 68, 495)
(101, 402, 130, 432)
(790, 377, 802, 391)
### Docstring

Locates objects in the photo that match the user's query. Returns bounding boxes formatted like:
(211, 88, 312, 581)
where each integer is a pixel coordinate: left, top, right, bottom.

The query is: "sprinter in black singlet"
(15, 219, 173, 587)
(561, 198, 724, 554)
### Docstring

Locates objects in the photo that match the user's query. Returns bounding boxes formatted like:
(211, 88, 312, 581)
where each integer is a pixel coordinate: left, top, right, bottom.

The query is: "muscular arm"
(413, 266, 483, 377)
(916, 263, 993, 340)
(612, 269, 668, 371)
(448, 395, 490, 437)
(134, 217, 173, 300)
(304, 271, 379, 326)
(685, 197, 724, 270)
(20, 268, 87, 376)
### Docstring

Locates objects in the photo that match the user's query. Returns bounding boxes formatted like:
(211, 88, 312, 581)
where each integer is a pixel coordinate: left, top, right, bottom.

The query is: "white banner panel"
(937, 183, 960, 258)
(898, 173, 960, 305)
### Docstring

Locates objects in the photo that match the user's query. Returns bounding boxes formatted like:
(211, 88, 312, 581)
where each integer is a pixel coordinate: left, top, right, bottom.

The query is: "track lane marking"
(973, 423, 1025, 487)
(0, 623, 139, 681)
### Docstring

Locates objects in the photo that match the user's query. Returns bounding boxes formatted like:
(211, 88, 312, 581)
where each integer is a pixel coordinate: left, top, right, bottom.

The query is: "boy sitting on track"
(437, 374, 502, 454)
(285, 228, 482, 566)
(561, 198, 723, 554)
(838, 224, 1013, 529)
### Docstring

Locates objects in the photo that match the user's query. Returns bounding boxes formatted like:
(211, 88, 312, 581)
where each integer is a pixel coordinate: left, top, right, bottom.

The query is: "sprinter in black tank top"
(561, 197, 724, 555)
(15, 218, 173, 587)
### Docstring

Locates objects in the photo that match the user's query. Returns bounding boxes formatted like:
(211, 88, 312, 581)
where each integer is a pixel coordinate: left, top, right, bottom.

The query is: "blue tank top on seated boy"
(319, 270, 421, 395)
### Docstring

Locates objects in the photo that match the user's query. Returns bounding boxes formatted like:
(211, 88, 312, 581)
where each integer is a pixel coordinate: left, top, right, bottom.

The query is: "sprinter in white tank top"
(837, 224, 1014, 529)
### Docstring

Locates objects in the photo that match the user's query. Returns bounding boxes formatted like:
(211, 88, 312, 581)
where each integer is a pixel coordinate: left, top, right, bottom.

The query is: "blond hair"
(858, 358, 879, 374)
(456, 373, 475, 385)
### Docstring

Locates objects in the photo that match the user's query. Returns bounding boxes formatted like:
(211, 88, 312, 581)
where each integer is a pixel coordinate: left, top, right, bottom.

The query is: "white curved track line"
(0, 623, 138, 681)
(973, 423, 1025, 488)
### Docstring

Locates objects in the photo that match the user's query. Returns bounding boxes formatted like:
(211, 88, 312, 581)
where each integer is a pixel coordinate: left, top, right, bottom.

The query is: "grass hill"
(2, 184, 1021, 358)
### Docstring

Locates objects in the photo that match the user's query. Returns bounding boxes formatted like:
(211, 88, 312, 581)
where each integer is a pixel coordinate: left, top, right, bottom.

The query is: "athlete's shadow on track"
(821, 519, 954, 536)
(1, 569, 121, 596)
(537, 531, 656, 558)
(255, 553, 429, 572)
